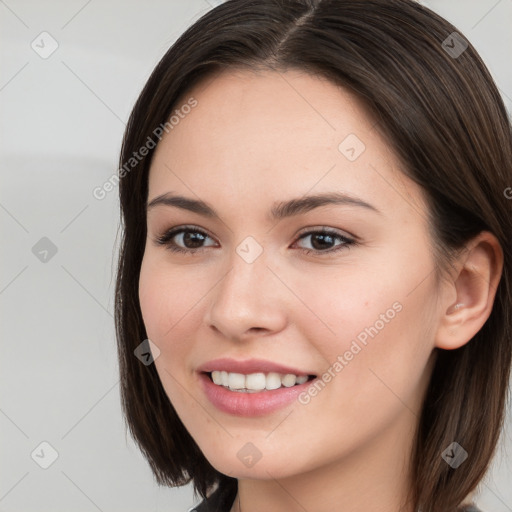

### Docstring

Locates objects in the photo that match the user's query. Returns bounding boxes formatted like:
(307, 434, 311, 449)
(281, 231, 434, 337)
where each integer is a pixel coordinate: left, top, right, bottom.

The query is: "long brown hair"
(114, 1, 512, 510)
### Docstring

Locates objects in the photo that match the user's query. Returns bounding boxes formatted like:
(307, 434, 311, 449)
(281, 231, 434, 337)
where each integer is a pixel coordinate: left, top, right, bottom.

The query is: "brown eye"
(294, 229, 356, 256)
(155, 226, 216, 254)
(154, 226, 357, 256)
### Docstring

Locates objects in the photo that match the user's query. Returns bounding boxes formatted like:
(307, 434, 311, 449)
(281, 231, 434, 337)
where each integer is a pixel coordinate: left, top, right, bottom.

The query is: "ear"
(435, 231, 503, 350)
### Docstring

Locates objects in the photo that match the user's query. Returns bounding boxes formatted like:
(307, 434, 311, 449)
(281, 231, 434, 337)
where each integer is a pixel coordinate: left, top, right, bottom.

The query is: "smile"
(199, 371, 318, 416)
(209, 370, 313, 392)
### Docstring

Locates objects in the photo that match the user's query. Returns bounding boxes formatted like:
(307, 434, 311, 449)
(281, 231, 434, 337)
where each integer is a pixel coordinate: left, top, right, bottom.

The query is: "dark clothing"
(188, 483, 484, 512)
(188, 481, 237, 511)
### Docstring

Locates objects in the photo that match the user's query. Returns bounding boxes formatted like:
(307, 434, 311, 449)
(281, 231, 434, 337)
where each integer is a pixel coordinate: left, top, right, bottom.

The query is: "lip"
(198, 372, 317, 417)
(196, 357, 315, 376)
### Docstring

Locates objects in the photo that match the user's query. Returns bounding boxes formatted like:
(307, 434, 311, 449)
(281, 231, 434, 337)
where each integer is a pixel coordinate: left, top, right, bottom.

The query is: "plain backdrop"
(1, 1, 511, 511)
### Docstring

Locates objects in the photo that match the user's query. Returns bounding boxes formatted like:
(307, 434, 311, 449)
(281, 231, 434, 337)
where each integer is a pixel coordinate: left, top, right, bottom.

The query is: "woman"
(114, 1, 512, 511)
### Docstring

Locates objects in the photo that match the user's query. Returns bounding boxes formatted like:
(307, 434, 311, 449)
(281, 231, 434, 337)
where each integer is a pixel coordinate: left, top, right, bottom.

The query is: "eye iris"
(310, 233, 334, 250)
(183, 231, 206, 248)
(164, 229, 347, 253)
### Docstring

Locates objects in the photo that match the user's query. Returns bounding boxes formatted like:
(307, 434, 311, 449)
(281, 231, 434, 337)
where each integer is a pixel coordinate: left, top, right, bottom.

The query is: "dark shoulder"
(187, 492, 484, 512)
(188, 481, 238, 512)
(459, 505, 484, 512)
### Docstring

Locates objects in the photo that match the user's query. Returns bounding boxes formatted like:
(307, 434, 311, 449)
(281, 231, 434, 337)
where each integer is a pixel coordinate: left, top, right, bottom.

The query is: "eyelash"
(154, 225, 357, 256)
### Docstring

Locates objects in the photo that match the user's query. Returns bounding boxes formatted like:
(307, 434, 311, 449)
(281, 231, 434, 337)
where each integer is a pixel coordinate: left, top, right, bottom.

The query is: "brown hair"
(114, 1, 512, 510)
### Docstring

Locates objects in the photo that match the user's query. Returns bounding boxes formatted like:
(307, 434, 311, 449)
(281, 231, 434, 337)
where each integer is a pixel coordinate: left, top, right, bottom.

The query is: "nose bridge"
(217, 238, 272, 312)
(206, 237, 286, 337)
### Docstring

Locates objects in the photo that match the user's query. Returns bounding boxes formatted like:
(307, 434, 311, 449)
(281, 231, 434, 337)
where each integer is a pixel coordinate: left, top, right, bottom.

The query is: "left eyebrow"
(146, 191, 382, 219)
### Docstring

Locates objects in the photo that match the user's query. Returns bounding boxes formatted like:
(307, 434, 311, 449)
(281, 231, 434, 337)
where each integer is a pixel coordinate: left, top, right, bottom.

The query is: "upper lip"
(197, 358, 316, 376)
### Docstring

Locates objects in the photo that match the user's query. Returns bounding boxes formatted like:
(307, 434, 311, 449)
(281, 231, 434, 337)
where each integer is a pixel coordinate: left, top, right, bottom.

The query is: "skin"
(138, 69, 503, 512)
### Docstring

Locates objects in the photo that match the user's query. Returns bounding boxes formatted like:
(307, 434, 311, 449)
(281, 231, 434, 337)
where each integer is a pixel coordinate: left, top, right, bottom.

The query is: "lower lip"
(199, 372, 316, 417)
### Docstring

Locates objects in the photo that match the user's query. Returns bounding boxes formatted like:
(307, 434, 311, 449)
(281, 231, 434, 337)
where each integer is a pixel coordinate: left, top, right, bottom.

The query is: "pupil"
(184, 231, 205, 248)
(312, 234, 333, 250)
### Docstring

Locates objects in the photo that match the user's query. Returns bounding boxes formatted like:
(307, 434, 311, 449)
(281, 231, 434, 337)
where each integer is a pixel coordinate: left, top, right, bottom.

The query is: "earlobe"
(434, 232, 503, 350)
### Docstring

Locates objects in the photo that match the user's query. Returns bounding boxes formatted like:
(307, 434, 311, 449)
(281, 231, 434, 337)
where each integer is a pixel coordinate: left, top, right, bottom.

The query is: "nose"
(204, 247, 288, 341)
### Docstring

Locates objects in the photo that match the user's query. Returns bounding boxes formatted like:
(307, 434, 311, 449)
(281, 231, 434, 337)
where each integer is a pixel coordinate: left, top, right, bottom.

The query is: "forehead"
(163, 67, 378, 154)
(147, 68, 427, 221)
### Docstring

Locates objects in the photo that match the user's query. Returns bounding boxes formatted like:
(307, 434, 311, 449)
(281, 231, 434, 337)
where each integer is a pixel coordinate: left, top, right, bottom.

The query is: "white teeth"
(265, 372, 282, 390)
(246, 372, 266, 390)
(210, 370, 311, 391)
(228, 372, 246, 390)
(281, 374, 297, 387)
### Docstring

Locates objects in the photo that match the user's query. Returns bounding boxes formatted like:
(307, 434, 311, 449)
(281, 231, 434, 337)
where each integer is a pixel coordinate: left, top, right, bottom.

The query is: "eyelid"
(154, 224, 354, 244)
(295, 225, 357, 240)
(154, 224, 216, 245)
(154, 223, 358, 257)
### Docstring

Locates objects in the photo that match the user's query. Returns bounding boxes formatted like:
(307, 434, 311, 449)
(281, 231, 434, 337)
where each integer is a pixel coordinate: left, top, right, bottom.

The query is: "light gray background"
(1, 1, 511, 511)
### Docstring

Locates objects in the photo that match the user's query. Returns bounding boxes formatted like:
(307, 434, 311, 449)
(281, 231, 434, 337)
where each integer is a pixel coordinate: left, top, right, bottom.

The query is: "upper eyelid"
(158, 225, 356, 245)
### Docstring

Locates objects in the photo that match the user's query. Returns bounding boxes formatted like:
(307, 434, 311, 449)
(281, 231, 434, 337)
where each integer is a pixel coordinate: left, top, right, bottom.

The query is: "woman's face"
(139, 69, 442, 480)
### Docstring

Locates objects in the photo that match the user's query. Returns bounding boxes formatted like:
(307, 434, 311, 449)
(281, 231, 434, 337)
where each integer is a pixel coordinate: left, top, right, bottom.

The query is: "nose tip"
(204, 257, 287, 341)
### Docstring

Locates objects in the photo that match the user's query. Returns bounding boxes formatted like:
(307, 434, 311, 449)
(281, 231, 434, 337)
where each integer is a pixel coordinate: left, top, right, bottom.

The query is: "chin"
(199, 442, 312, 481)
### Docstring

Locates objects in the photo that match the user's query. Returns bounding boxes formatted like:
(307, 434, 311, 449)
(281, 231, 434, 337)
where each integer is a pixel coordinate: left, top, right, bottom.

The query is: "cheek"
(138, 259, 192, 416)
(138, 254, 209, 390)
(297, 254, 435, 403)
(139, 255, 197, 342)
(290, 263, 400, 352)
(138, 257, 191, 387)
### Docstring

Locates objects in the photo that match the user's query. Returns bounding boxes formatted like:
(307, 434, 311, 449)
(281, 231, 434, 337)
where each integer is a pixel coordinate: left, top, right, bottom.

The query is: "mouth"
(199, 370, 318, 416)
(203, 371, 317, 393)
